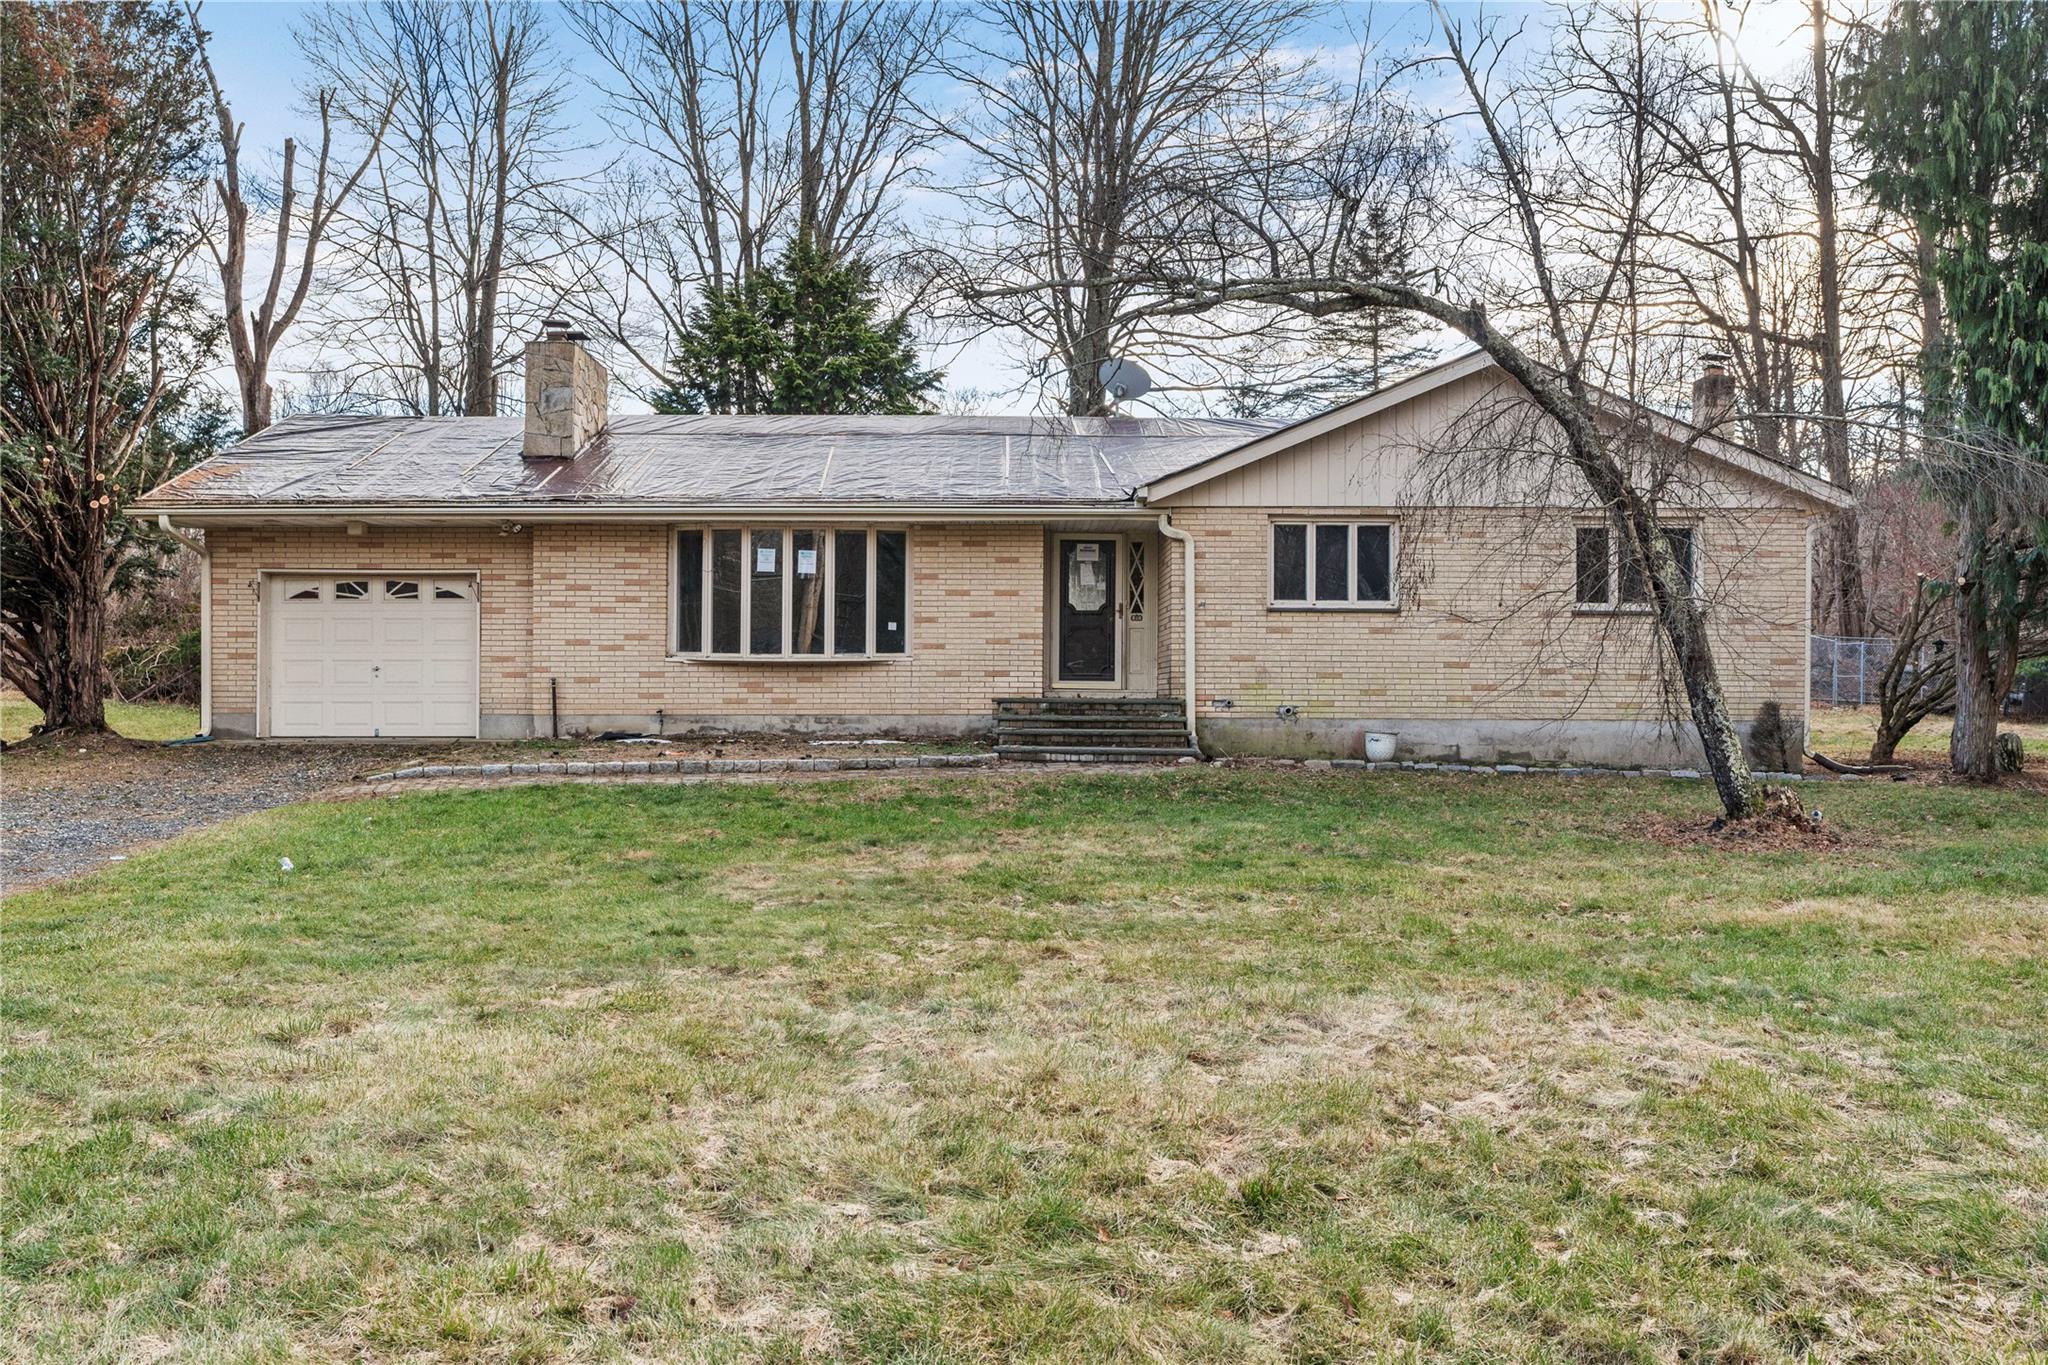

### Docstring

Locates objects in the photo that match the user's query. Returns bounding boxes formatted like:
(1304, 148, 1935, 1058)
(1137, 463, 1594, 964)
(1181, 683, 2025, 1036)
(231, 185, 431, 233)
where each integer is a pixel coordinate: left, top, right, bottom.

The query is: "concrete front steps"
(993, 696, 1198, 762)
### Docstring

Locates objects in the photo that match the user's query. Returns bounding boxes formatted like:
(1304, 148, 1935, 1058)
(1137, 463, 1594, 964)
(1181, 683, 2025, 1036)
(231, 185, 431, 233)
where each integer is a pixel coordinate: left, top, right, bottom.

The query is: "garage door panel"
(268, 574, 478, 738)
(426, 699, 475, 729)
(329, 700, 375, 733)
(382, 617, 425, 647)
(272, 700, 327, 734)
(331, 659, 378, 688)
(380, 700, 427, 731)
(277, 659, 327, 688)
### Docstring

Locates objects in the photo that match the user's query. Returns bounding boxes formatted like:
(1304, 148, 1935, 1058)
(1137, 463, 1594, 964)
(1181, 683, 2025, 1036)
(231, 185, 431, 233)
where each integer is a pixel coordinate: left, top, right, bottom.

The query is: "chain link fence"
(1810, 635, 1894, 706)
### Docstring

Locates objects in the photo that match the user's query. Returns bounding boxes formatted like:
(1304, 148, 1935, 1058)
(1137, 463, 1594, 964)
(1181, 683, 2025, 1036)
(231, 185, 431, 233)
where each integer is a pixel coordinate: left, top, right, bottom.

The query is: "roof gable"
(1139, 351, 1853, 512)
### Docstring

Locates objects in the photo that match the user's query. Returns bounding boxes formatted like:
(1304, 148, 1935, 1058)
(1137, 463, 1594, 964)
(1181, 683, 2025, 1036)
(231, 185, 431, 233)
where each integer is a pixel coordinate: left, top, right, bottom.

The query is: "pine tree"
(1848, 0, 2048, 779)
(654, 238, 941, 416)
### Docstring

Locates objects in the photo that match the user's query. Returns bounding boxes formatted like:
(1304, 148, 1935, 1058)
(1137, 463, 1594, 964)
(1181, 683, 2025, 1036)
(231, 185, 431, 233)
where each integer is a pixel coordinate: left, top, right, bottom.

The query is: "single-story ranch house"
(130, 330, 1851, 766)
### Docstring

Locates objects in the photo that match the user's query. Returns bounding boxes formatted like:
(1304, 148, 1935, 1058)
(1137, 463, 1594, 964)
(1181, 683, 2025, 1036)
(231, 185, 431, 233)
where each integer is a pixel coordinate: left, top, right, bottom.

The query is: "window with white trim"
(1575, 523, 1696, 608)
(676, 528, 908, 657)
(1270, 521, 1397, 608)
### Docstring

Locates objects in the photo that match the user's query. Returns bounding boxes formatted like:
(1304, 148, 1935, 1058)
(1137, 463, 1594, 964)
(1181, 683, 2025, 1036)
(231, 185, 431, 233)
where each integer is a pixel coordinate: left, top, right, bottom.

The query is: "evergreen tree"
(1848, 0, 2048, 779)
(654, 238, 941, 416)
(0, 2, 220, 736)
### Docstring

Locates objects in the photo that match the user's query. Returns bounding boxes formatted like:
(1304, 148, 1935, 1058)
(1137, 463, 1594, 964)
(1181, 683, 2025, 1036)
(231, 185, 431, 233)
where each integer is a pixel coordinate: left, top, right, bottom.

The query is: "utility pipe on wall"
(157, 515, 211, 736)
(1155, 514, 1200, 757)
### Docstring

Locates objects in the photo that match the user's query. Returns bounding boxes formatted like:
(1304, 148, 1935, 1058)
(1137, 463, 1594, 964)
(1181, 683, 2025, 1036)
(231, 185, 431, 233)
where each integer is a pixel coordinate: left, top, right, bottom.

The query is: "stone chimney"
(523, 318, 608, 459)
(1690, 352, 1736, 432)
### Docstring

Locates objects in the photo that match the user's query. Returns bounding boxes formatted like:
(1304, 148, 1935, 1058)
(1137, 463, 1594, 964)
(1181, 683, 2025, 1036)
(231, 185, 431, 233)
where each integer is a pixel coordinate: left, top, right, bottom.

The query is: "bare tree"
(297, 0, 575, 416)
(1715, 0, 1877, 636)
(190, 3, 395, 433)
(1126, 5, 1809, 816)
(562, 0, 948, 390)
(935, 0, 1338, 417)
(1566, 1, 1916, 642)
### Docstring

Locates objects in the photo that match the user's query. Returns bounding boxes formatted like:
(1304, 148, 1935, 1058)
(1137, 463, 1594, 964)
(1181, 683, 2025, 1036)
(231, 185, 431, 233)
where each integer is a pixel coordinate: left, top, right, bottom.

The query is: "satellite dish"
(1098, 357, 1153, 404)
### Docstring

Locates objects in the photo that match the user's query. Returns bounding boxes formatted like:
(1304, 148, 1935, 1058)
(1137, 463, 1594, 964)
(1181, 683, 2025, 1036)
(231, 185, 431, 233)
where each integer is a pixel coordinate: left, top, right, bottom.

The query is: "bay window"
(1270, 520, 1398, 608)
(677, 527, 908, 658)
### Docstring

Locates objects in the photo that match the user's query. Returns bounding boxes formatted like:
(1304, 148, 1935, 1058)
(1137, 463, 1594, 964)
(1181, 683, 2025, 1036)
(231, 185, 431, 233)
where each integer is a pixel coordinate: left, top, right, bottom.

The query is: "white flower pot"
(1364, 732, 1397, 763)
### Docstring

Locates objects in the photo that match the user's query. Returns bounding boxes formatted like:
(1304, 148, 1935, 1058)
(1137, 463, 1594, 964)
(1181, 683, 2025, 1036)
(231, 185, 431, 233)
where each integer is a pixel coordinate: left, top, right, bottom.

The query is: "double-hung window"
(676, 527, 907, 657)
(1574, 523, 1695, 609)
(1270, 521, 1397, 608)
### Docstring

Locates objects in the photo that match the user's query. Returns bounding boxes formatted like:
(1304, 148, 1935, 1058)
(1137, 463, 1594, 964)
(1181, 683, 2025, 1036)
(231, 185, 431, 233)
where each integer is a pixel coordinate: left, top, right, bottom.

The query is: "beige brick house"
(131, 335, 1850, 766)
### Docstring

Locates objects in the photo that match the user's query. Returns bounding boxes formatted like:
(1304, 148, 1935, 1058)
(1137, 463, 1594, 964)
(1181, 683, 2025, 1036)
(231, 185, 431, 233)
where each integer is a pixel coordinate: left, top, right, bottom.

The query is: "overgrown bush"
(104, 547, 199, 703)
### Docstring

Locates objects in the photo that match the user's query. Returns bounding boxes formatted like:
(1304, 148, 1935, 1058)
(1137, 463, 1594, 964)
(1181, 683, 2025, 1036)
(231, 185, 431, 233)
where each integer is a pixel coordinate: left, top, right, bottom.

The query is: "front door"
(1056, 537, 1119, 684)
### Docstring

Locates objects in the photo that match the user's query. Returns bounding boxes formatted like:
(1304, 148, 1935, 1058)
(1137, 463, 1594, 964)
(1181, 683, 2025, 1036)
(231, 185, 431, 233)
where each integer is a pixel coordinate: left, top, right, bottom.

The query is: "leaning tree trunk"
(1639, 513, 1762, 818)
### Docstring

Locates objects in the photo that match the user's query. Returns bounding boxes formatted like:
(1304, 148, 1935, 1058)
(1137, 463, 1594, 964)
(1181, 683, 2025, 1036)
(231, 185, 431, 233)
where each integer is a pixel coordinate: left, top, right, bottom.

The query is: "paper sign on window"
(1068, 555, 1108, 612)
(1075, 543, 1100, 562)
(756, 545, 777, 573)
(796, 548, 818, 576)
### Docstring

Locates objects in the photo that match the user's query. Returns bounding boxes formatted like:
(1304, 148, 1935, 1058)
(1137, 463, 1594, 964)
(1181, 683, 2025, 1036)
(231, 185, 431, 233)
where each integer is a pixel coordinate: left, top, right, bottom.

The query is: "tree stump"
(1996, 732, 2025, 773)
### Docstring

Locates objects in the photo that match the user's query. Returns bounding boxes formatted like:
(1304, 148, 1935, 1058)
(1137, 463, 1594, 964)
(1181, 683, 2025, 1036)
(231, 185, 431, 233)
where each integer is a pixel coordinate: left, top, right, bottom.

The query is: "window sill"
(1267, 602, 1400, 613)
(1572, 604, 1655, 615)
(669, 652, 909, 664)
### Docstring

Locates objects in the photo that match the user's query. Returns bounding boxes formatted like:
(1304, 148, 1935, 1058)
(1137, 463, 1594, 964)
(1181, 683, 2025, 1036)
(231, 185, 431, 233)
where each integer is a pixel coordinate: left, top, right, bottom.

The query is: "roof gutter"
(1155, 513, 1201, 756)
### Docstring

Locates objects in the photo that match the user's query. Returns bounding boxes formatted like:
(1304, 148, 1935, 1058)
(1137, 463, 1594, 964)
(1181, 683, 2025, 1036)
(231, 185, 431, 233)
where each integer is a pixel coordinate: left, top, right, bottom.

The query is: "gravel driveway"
(2, 740, 421, 887)
(1, 733, 996, 888)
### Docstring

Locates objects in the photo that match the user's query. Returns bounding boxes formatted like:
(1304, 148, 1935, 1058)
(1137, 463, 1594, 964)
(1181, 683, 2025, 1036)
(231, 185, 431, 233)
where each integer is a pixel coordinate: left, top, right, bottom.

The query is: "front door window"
(1058, 539, 1118, 683)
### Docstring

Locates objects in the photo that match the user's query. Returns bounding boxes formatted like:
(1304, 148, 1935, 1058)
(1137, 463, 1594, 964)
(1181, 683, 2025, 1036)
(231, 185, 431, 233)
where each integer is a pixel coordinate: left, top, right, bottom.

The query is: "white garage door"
(267, 574, 479, 737)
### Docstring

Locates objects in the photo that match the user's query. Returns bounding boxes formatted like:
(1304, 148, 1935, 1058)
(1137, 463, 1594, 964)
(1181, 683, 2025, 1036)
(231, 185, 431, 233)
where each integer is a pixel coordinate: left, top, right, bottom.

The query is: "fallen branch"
(1806, 750, 1914, 776)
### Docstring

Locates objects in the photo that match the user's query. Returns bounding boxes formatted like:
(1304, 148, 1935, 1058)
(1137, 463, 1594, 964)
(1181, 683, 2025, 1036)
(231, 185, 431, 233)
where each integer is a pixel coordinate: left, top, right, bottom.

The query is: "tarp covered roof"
(132, 412, 1280, 511)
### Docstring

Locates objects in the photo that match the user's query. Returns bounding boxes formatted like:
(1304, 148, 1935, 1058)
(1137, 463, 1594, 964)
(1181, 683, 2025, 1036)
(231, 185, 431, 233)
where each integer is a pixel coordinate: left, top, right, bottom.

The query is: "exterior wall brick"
(525, 523, 1044, 724)
(1156, 504, 1810, 732)
(204, 508, 1809, 749)
(207, 522, 1045, 734)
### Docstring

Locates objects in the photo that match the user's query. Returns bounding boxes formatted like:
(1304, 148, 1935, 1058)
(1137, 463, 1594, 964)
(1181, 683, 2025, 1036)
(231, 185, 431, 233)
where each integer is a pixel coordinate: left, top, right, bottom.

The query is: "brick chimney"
(523, 318, 608, 459)
(1691, 352, 1736, 432)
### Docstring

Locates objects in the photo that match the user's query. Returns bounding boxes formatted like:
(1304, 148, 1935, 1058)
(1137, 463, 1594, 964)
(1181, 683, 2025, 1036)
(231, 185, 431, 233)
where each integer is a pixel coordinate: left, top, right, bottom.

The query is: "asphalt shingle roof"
(133, 413, 1280, 510)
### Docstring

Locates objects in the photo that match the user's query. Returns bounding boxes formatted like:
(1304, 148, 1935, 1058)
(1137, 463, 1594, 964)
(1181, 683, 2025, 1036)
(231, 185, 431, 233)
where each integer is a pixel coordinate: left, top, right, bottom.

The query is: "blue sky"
(186, 1, 1810, 414)
(190, 0, 1457, 412)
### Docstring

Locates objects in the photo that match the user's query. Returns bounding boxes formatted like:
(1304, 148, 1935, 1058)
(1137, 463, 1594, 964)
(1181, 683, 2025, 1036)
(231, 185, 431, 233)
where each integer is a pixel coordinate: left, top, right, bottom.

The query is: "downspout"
(1155, 514, 1200, 757)
(156, 515, 210, 736)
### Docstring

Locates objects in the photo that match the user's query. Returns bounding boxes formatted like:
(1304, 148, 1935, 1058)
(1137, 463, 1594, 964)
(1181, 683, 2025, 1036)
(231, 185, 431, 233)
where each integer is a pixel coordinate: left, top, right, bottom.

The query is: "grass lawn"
(1, 695, 201, 744)
(5, 769, 2045, 1362)
(1806, 704, 2048, 764)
